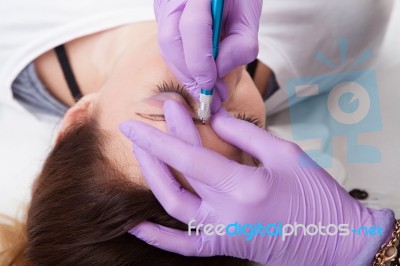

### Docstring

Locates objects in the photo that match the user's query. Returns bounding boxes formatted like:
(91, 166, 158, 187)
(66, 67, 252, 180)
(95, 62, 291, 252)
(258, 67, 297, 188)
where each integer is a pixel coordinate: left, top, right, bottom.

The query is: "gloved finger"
(164, 99, 221, 198)
(216, 33, 259, 78)
(155, 0, 188, 29)
(179, 0, 217, 90)
(216, 0, 262, 77)
(156, 0, 197, 92)
(210, 108, 284, 165)
(164, 100, 201, 146)
(164, 99, 205, 189)
(129, 221, 212, 257)
(211, 88, 222, 114)
(153, 0, 167, 20)
(120, 120, 242, 187)
(133, 145, 201, 224)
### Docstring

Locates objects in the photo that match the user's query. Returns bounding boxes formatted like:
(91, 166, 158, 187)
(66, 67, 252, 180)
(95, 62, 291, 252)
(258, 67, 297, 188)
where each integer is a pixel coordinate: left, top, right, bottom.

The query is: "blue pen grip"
(211, 0, 224, 59)
(200, 0, 224, 97)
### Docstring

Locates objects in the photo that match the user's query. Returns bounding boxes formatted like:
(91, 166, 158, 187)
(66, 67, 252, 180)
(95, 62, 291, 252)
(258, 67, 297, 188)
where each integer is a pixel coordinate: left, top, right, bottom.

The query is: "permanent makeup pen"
(198, 0, 224, 124)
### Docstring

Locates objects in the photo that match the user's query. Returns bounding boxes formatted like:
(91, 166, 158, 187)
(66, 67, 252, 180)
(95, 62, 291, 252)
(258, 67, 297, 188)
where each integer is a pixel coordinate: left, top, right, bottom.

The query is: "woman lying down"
(0, 20, 267, 265)
(1, 0, 394, 264)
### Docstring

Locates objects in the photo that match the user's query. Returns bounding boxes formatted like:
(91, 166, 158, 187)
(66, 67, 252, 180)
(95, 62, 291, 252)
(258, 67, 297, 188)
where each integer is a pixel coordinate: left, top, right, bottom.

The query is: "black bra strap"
(54, 45, 83, 102)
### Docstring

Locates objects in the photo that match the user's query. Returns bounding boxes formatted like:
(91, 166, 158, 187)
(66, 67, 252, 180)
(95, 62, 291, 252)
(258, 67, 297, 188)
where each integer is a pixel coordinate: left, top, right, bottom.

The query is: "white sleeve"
(0, 0, 154, 110)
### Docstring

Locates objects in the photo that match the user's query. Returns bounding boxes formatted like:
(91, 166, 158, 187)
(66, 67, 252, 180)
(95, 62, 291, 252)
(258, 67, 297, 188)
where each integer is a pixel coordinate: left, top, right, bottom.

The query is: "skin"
(35, 21, 266, 191)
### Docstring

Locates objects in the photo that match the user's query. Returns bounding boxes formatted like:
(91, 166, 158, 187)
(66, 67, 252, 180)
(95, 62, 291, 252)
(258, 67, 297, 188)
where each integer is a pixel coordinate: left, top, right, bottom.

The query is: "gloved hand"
(120, 100, 395, 266)
(154, 0, 263, 101)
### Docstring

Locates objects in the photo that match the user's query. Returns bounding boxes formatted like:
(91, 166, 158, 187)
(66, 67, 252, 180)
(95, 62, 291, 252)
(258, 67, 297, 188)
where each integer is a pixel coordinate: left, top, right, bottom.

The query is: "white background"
(268, 1, 400, 215)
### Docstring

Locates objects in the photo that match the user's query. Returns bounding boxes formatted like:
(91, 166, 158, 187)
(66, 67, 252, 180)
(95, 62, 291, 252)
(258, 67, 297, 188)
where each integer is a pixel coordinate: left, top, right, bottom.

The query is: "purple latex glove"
(120, 100, 395, 266)
(154, 0, 262, 101)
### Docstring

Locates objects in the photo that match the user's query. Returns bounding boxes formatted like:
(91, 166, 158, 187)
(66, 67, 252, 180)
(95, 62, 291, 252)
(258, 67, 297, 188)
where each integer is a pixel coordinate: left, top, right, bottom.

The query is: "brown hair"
(2, 116, 250, 266)
(0, 214, 29, 266)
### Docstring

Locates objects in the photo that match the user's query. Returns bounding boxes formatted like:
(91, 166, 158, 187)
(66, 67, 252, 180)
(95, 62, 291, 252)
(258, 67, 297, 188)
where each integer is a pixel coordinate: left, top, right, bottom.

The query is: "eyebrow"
(136, 111, 262, 166)
(136, 113, 206, 125)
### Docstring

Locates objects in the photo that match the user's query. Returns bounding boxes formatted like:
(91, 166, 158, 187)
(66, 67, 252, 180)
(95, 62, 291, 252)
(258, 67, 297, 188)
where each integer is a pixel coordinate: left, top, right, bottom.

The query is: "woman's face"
(89, 22, 265, 191)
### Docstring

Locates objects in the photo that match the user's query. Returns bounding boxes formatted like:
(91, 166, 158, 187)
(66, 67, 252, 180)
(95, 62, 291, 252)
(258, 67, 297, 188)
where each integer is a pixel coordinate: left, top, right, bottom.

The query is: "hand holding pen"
(154, 0, 263, 121)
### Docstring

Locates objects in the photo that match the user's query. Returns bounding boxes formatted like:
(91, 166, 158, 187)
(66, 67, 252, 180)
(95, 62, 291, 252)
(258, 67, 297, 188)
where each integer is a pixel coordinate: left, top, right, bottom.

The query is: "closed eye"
(235, 113, 263, 128)
(152, 81, 263, 128)
(155, 82, 196, 110)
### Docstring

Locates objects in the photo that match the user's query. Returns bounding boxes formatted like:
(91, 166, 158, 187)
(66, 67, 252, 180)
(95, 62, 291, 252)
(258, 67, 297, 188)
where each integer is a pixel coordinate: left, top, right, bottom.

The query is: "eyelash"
(236, 112, 262, 127)
(155, 82, 262, 127)
(155, 82, 194, 108)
